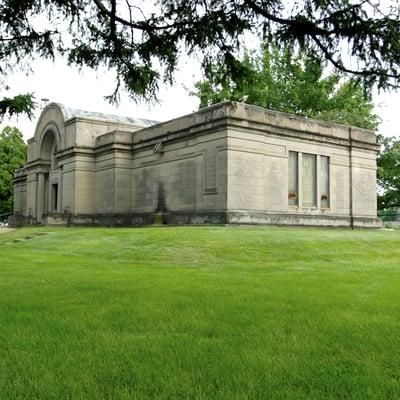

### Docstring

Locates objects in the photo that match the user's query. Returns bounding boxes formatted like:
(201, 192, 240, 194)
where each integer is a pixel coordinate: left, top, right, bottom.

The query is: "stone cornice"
(13, 168, 27, 183)
(133, 101, 377, 146)
(25, 159, 51, 168)
(94, 143, 133, 156)
(55, 146, 95, 161)
(131, 111, 378, 153)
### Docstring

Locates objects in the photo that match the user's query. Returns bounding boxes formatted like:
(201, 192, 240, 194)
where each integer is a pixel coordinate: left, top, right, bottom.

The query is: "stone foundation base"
(8, 213, 33, 227)
(10, 211, 382, 228)
(226, 211, 382, 228)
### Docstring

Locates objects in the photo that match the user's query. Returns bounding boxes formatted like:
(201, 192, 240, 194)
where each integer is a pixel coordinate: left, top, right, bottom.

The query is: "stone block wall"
(131, 131, 227, 218)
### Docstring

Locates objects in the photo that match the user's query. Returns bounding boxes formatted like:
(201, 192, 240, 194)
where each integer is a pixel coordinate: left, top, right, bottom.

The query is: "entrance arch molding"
(31, 103, 65, 162)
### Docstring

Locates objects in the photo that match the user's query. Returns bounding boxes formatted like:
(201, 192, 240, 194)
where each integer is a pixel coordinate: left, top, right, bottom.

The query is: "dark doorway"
(52, 183, 58, 211)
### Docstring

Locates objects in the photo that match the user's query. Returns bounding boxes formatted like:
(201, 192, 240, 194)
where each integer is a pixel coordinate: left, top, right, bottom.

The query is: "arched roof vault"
(29, 102, 159, 162)
(32, 103, 65, 162)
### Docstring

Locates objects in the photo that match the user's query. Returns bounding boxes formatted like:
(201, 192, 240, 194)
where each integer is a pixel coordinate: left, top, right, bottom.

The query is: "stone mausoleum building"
(12, 101, 380, 227)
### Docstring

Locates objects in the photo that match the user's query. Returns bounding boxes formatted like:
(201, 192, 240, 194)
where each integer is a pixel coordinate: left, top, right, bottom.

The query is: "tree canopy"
(1, 0, 400, 118)
(0, 94, 35, 121)
(377, 136, 400, 210)
(0, 126, 27, 216)
(192, 45, 379, 130)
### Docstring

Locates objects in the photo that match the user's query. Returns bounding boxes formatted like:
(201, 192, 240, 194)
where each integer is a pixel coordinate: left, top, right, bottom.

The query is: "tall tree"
(377, 136, 400, 210)
(0, 0, 399, 118)
(193, 45, 379, 130)
(0, 127, 27, 216)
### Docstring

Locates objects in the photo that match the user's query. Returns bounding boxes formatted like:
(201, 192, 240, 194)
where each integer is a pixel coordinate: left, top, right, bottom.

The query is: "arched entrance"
(37, 130, 61, 222)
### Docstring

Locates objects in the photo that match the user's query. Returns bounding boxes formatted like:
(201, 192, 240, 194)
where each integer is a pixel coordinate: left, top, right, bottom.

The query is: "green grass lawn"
(1, 226, 400, 399)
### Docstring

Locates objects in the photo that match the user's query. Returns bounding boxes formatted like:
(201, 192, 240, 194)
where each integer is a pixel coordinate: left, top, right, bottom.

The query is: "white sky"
(0, 55, 399, 141)
(0, 55, 202, 140)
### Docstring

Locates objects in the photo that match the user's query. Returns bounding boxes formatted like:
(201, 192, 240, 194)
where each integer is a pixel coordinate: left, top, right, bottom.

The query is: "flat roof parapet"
(133, 101, 377, 148)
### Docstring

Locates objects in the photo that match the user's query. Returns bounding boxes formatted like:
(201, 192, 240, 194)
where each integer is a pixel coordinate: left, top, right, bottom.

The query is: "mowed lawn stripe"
(0, 227, 400, 399)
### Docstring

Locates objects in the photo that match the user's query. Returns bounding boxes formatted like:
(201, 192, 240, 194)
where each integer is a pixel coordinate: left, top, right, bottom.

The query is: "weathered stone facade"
(11, 101, 381, 227)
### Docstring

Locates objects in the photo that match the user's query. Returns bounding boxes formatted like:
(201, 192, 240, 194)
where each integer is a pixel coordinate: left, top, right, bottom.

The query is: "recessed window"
(320, 156, 330, 208)
(288, 151, 298, 206)
(288, 151, 330, 209)
(302, 153, 317, 207)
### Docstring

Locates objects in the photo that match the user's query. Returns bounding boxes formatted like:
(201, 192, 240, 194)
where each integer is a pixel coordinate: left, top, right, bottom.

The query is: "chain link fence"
(378, 209, 400, 228)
